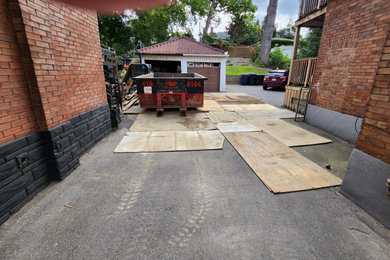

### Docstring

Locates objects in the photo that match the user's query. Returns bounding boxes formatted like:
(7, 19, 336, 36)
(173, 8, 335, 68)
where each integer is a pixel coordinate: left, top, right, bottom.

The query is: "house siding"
(307, 0, 390, 229)
(310, 0, 390, 117)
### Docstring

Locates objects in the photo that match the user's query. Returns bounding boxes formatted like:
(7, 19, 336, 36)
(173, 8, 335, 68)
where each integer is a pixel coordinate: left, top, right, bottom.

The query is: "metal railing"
(289, 57, 318, 87)
(299, 0, 328, 19)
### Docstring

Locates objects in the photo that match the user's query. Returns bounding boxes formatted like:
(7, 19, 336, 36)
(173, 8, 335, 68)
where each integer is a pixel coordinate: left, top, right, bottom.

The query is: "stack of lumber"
(122, 89, 139, 111)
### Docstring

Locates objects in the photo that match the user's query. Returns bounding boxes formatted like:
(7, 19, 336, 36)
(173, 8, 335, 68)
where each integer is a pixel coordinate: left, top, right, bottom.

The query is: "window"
(204, 63, 212, 67)
(195, 62, 204, 67)
(188, 62, 194, 67)
(213, 63, 220, 67)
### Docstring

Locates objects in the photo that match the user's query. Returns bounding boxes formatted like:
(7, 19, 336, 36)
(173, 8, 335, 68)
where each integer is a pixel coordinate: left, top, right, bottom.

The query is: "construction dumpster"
(134, 72, 207, 111)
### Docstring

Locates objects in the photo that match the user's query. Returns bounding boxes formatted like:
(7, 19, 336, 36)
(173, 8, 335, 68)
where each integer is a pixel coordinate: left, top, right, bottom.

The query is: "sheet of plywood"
(224, 131, 342, 193)
(196, 100, 224, 112)
(248, 118, 332, 147)
(237, 109, 296, 120)
(221, 104, 278, 111)
(122, 104, 150, 114)
(114, 130, 224, 153)
(130, 111, 216, 132)
(204, 93, 253, 102)
(216, 122, 261, 133)
(206, 111, 248, 124)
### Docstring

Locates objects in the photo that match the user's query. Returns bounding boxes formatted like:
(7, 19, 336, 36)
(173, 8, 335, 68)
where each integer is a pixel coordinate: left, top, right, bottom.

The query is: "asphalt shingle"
(136, 36, 226, 56)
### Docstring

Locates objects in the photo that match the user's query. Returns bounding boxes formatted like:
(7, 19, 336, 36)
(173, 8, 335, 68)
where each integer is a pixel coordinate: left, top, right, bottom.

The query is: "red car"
(263, 70, 289, 90)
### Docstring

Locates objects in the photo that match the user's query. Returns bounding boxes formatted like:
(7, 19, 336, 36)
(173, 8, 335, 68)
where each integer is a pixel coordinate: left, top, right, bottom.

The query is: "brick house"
(0, 0, 111, 225)
(286, 0, 390, 228)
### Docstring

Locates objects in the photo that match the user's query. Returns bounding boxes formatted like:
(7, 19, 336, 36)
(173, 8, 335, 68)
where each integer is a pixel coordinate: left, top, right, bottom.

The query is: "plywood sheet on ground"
(123, 104, 149, 114)
(224, 131, 342, 193)
(130, 111, 216, 132)
(217, 96, 264, 105)
(204, 93, 258, 102)
(248, 118, 332, 147)
(206, 111, 248, 124)
(216, 122, 260, 133)
(114, 131, 224, 153)
(221, 104, 278, 111)
(237, 109, 296, 120)
(196, 100, 224, 112)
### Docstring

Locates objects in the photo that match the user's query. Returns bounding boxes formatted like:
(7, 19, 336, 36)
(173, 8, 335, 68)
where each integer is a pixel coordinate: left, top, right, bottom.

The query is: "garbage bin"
(240, 74, 249, 85)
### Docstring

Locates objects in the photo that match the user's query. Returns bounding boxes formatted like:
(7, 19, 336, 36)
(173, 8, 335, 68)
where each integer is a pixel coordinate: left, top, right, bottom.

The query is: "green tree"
(98, 14, 133, 54)
(225, 0, 258, 45)
(297, 28, 322, 59)
(269, 46, 290, 69)
(98, 1, 213, 54)
(277, 20, 295, 39)
(201, 0, 257, 42)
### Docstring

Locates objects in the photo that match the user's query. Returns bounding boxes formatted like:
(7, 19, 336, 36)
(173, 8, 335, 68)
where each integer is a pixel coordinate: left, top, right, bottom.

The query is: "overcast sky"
(193, 0, 300, 40)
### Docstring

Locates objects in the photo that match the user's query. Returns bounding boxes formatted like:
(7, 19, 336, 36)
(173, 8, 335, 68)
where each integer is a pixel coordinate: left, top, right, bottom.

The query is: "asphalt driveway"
(0, 87, 389, 259)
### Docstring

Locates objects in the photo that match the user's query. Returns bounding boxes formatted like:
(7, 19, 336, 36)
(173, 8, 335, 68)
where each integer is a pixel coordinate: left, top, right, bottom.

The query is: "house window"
(213, 63, 220, 67)
(188, 62, 194, 67)
(204, 63, 212, 67)
(195, 62, 204, 67)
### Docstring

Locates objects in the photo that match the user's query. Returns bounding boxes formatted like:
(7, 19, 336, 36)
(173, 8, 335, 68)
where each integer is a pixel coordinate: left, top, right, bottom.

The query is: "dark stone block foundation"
(0, 104, 111, 225)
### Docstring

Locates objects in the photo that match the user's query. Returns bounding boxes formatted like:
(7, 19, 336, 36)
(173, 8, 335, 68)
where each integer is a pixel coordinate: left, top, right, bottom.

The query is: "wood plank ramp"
(130, 111, 216, 132)
(224, 131, 342, 193)
(216, 122, 260, 133)
(221, 104, 278, 111)
(237, 109, 296, 120)
(114, 130, 225, 153)
(248, 118, 332, 147)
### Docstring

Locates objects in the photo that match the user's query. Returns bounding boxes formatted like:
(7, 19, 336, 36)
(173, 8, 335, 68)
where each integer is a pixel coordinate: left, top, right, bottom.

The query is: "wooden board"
(248, 118, 332, 147)
(216, 122, 261, 133)
(196, 100, 224, 112)
(114, 130, 225, 153)
(237, 109, 296, 120)
(224, 131, 342, 193)
(221, 104, 278, 111)
(130, 111, 216, 132)
(204, 93, 250, 101)
(206, 111, 248, 124)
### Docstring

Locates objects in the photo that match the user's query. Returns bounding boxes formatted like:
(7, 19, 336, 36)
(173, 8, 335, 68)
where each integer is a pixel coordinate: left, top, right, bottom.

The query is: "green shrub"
(271, 38, 294, 48)
(269, 47, 291, 69)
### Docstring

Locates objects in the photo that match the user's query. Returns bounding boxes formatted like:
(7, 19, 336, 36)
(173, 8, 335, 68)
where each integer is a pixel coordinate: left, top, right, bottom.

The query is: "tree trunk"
(260, 0, 279, 66)
(202, 0, 217, 42)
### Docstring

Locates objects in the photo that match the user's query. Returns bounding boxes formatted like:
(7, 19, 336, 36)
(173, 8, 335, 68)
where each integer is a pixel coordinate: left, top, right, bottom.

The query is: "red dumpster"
(134, 72, 207, 112)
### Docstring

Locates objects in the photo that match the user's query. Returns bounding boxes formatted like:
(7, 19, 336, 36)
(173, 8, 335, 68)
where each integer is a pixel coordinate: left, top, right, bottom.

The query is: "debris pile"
(122, 86, 139, 111)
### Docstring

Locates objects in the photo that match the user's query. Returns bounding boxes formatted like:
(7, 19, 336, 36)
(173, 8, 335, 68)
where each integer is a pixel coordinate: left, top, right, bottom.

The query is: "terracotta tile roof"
(136, 36, 226, 56)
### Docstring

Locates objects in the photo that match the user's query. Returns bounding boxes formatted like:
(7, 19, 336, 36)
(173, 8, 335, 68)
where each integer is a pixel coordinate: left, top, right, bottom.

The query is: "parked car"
(263, 70, 289, 90)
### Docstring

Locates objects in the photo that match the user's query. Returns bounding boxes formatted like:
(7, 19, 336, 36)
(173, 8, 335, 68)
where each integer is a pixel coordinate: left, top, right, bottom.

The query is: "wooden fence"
(283, 86, 310, 112)
(288, 57, 317, 87)
(226, 46, 256, 58)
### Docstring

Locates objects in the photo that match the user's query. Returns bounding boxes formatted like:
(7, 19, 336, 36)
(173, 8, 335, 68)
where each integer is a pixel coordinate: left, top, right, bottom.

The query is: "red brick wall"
(356, 31, 390, 164)
(0, 0, 39, 145)
(0, 0, 106, 145)
(17, 0, 106, 129)
(310, 0, 390, 117)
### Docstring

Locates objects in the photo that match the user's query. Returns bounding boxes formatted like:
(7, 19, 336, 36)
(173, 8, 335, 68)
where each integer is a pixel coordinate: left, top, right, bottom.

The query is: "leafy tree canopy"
(98, 1, 198, 54)
(98, 0, 259, 54)
(276, 20, 295, 39)
(297, 28, 322, 59)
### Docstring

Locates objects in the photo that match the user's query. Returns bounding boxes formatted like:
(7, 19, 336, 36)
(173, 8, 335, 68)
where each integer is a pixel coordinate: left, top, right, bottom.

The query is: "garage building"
(136, 36, 229, 92)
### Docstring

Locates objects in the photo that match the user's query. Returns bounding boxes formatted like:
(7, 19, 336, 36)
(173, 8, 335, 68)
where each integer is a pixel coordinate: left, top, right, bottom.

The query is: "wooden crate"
(283, 85, 310, 112)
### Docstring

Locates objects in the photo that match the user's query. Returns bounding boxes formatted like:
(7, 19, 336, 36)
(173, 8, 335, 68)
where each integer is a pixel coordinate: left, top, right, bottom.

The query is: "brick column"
(12, 0, 67, 130)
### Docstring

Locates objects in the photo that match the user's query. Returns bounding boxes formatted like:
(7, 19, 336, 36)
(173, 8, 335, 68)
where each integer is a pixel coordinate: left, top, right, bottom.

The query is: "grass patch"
(226, 65, 268, 76)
